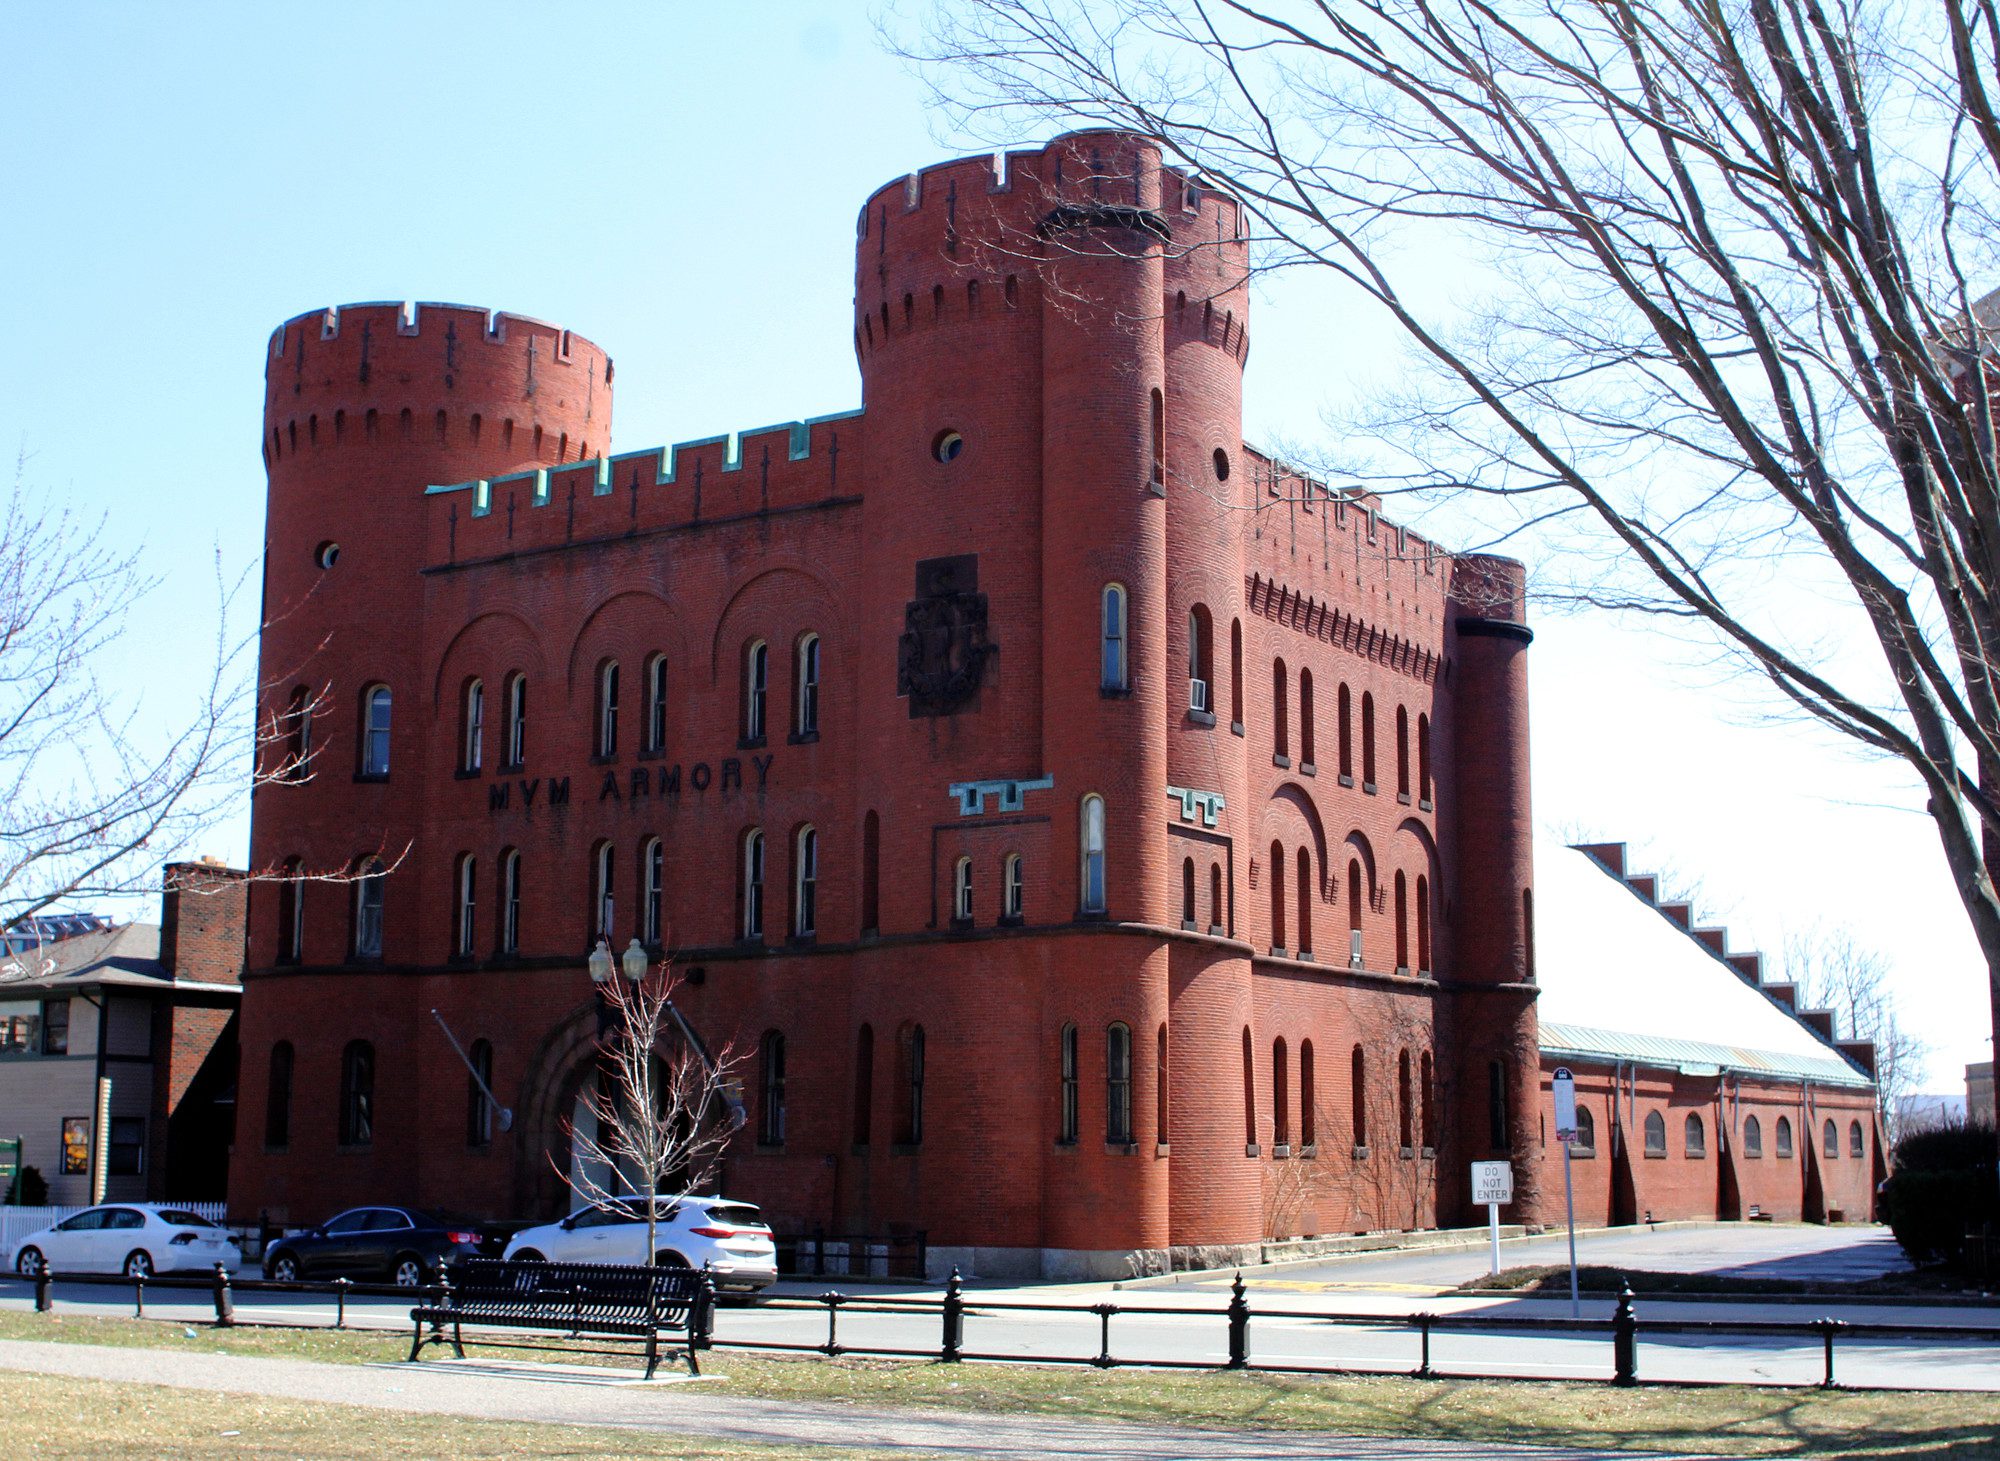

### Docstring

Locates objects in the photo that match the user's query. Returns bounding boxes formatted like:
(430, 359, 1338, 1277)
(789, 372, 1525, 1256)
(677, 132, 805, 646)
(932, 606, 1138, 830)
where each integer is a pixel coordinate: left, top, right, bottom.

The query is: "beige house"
(1971, 1062, 1996, 1129)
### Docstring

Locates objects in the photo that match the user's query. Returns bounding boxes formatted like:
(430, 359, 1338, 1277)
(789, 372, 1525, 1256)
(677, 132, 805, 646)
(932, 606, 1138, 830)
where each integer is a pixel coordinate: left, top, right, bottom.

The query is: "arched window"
(1295, 846, 1313, 956)
(953, 855, 973, 924)
(505, 673, 527, 767)
(1744, 1113, 1764, 1157)
(1360, 692, 1377, 789)
(1188, 606, 1213, 714)
(1100, 586, 1128, 691)
(1337, 683, 1353, 780)
(1157, 1023, 1170, 1145)
(500, 849, 521, 954)
(1574, 1106, 1596, 1153)
(580, 848, 613, 950)
(1004, 852, 1024, 921)
(462, 679, 484, 772)
(1209, 864, 1223, 931)
(741, 830, 766, 941)
(644, 654, 669, 753)
(1300, 1040, 1317, 1146)
(1272, 1037, 1291, 1147)
(1643, 1110, 1667, 1156)
(1241, 1026, 1258, 1147)
(1686, 1113, 1707, 1158)
(352, 859, 385, 959)
(1347, 859, 1364, 967)
(1272, 658, 1290, 760)
(897, 1024, 926, 1145)
(1396, 706, 1411, 798)
(1823, 1118, 1839, 1158)
(1523, 888, 1537, 981)
(1059, 1023, 1079, 1144)
(1269, 839, 1286, 952)
(1417, 713, 1433, 804)
(596, 660, 620, 758)
(1849, 1120, 1864, 1157)
(862, 811, 881, 934)
(1398, 1049, 1414, 1150)
(795, 633, 821, 737)
(454, 854, 477, 958)
(466, 1039, 494, 1147)
(1351, 1045, 1369, 1149)
(759, 1031, 787, 1145)
(1776, 1115, 1794, 1157)
(1299, 670, 1316, 767)
(1181, 858, 1196, 926)
(278, 857, 304, 964)
(1416, 875, 1433, 974)
(794, 826, 819, 937)
(360, 685, 392, 776)
(1489, 1059, 1511, 1150)
(339, 1040, 374, 1146)
(1080, 795, 1107, 914)
(1149, 388, 1164, 486)
(641, 837, 664, 946)
(1420, 1050, 1437, 1149)
(853, 1025, 874, 1146)
(1394, 870, 1409, 970)
(281, 685, 311, 781)
(1107, 1023, 1133, 1143)
(744, 640, 769, 743)
(1230, 619, 1244, 728)
(265, 1041, 294, 1149)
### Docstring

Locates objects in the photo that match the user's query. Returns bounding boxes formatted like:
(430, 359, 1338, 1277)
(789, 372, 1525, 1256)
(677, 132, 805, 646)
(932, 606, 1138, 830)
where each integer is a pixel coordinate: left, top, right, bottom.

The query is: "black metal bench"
(408, 1258, 711, 1379)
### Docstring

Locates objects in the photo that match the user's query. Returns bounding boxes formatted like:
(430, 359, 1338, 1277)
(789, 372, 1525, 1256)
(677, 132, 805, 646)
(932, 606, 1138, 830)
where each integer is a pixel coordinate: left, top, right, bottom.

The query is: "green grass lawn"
(0, 1308, 1996, 1457)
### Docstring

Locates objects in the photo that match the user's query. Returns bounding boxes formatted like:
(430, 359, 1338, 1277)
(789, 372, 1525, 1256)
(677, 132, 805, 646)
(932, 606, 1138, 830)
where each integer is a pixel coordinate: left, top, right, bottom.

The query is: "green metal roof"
(1540, 1021, 1872, 1088)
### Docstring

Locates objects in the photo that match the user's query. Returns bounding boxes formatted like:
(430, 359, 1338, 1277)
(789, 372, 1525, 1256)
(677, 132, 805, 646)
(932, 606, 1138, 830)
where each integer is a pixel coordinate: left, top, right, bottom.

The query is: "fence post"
(33, 1255, 51, 1314)
(1611, 1283, 1637, 1387)
(1226, 1272, 1249, 1370)
(1816, 1318, 1845, 1389)
(822, 1290, 846, 1357)
(133, 1274, 145, 1319)
(1412, 1312, 1433, 1378)
(211, 1261, 235, 1328)
(428, 1258, 451, 1345)
(941, 1268, 964, 1362)
(692, 1269, 717, 1352)
(1092, 1302, 1118, 1369)
(334, 1277, 350, 1329)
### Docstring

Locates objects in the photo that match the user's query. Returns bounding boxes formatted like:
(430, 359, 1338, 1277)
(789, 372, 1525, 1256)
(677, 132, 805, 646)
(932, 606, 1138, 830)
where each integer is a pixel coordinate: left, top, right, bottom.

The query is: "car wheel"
(656, 1250, 691, 1270)
(267, 1252, 299, 1283)
(122, 1251, 154, 1279)
(14, 1246, 43, 1277)
(513, 1249, 546, 1264)
(392, 1255, 425, 1288)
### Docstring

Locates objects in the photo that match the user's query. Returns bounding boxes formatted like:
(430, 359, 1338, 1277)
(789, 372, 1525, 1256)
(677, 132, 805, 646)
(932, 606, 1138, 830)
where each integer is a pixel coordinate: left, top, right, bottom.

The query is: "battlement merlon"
(266, 301, 610, 370)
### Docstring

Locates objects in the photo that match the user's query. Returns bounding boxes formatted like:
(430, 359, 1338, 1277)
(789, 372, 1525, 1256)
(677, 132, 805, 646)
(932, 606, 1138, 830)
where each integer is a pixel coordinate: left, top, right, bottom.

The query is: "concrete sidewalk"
(0, 1339, 1671, 1459)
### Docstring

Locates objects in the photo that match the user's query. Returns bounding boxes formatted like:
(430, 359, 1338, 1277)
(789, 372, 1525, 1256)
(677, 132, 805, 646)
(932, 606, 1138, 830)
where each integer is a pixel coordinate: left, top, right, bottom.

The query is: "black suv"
(261, 1207, 484, 1286)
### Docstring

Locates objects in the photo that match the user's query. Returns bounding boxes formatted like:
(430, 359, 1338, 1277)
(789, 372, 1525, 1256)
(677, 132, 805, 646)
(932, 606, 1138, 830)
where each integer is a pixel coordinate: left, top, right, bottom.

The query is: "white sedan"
(503, 1196, 777, 1293)
(12, 1205, 240, 1278)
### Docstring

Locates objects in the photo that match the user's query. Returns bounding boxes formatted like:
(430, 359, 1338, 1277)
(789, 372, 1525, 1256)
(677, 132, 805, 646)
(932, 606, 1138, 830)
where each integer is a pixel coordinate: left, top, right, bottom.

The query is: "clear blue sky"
(0, 2, 1984, 1089)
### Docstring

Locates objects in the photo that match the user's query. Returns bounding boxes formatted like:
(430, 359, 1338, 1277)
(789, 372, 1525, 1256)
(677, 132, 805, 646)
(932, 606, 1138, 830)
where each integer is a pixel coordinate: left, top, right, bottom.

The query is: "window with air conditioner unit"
(1348, 927, 1364, 968)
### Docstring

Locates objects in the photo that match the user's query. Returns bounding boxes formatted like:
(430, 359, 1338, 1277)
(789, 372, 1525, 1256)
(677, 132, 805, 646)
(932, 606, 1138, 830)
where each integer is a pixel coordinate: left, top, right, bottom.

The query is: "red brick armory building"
(233, 131, 1874, 1275)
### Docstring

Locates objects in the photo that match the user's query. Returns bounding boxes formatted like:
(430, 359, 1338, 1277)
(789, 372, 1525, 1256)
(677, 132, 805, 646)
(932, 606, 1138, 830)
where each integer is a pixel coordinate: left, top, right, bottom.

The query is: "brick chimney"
(158, 860, 249, 984)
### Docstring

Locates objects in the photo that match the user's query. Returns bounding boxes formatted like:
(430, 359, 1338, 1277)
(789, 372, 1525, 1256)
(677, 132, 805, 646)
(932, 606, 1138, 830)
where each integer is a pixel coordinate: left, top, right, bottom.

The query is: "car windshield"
(154, 1210, 218, 1228)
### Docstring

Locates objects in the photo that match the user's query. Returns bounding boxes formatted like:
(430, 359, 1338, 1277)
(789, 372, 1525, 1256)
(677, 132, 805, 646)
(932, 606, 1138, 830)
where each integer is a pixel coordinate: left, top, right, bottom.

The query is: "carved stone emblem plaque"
(897, 554, 996, 717)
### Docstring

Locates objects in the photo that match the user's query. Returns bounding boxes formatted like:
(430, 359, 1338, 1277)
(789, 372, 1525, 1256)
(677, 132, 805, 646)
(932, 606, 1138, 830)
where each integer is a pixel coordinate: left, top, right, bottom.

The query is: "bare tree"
(908, 0, 2000, 1135)
(562, 952, 747, 1267)
(1786, 924, 1928, 1145)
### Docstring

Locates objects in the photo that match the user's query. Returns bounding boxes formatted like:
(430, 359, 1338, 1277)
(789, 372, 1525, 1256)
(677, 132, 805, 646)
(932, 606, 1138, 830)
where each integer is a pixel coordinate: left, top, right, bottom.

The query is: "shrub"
(1881, 1121, 1997, 1265)
(10, 1166, 47, 1206)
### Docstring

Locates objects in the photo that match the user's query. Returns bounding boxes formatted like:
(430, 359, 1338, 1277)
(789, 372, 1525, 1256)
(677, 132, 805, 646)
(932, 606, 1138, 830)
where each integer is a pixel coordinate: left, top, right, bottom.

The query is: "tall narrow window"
(1850, 1121, 1864, 1157)
(1337, 683, 1353, 779)
(1181, 858, 1196, 926)
(1416, 875, 1432, 973)
(1643, 1110, 1667, 1156)
(1299, 670, 1316, 766)
(1100, 586, 1128, 691)
(1149, 388, 1164, 486)
(339, 1040, 374, 1146)
(500, 849, 521, 954)
(1523, 887, 1536, 981)
(1489, 1058, 1511, 1150)
(1106, 1023, 1133, 1143)
(853, 1025, 874, 1146)
(645, 654, 669, 753)
(1272, 659, 1290, 760)
(1269, 839, 1286, 952)
(1300, 1040, 1317, 1146)
(1351, 1045, 1368, 1149)
(1398, 1050, 1413, 1150)
(1417, 713, 1433, 804)
(278, 858, 303, 964)
(467, 1039, 493, 1146)
(1187, 606, 1212, 714)
(1823, 1118, 1839, 1159)
(353, 859, 385, 959)
(1777, 1115, 1794, 1157)
(1209, 864, 1223, 931)
(952, 856, 973, 923)
(1421, 1051, 1437, 1148)
(1080, 795, 1107, 914)
(594, 843, 615, 941)
(596, 661, 620, 758)
(862, 811, 881, 934)
(1744, 1114, 1764, 1156)
(794, 826, 818, 937)
(282, 686, 311, 781)
(1229, 619, 1244, 727)
(795, 633, 821, 737)
(454, 854, 477, 958)
(265, 1041, 294, 1149)
(744, 641, 769, 743)
(1272, 1037, 1291, 1147)
(1059, 1024, 1079, 1144)
(742, 830, 765, 940)
(641, 837, 664, 946)
(1295, 847, 1313, 957)
(1242, 1027, 1258, 1147)
(1688, 1113, 1709, 1158)
(462, 679, 484, 772)
(1394, 871, 1409, 971)
(759, 1031, 787, 1145)
(1003, 852, 1024, 920)
(505, 673, 527, 766)
(1347, 859, 1364, 967)
(360, 685, 392, 776)
(899, 1025, 926, 1145)
(1361, 692, 1377, 789)
(1156, 1024, 1169, 1146)
(1396, 706, 1411, 798)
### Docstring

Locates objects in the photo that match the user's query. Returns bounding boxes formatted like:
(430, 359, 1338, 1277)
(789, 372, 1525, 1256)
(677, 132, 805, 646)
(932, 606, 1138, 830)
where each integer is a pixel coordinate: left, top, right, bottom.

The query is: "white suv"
(503, 1196, 777, 1293)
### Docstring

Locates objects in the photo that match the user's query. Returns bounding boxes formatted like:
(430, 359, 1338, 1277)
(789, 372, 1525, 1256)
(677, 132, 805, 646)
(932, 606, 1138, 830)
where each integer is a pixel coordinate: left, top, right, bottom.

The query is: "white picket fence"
(0, 1203, 227, 1259)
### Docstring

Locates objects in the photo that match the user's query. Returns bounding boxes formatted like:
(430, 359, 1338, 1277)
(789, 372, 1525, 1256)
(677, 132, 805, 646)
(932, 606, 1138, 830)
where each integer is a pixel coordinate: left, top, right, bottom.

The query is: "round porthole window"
(315, 541, 340, 569)
(933, 429, 965, 463)
(1213, 448, 1231, 482)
